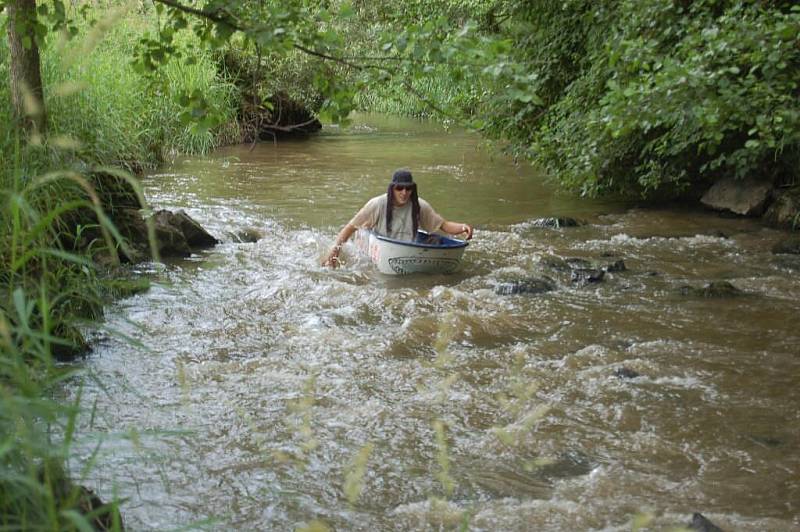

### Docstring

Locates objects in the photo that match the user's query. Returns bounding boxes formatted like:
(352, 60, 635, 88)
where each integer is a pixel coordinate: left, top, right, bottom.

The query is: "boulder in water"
(538, 255, 571, 272)
(234, 228, 264, 243)
(529, 217, 584, 228)
(763, 186, 800, 229)
(107, 209, 218, 260)
(604, 259, 627, 273)
(155, 209, 219, 248)
(701, 177, 773, 216)
(565, 257, 593, 269)
(152, 212, 194, 257)
(614, 367, 641, 379)
(570, 268, 605, 285)
(678, 281, 743, 298)
(495, 277, 556, 295)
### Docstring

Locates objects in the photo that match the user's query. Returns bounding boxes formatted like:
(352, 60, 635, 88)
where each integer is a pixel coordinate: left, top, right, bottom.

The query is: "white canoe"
(355, 229, 469, 275)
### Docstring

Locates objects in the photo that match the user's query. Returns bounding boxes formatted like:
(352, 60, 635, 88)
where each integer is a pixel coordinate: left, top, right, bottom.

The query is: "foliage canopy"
(3, 0, 799, 197)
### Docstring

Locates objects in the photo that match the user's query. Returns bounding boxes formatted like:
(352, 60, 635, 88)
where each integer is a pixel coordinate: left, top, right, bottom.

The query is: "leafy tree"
(477, 0, 800, 197)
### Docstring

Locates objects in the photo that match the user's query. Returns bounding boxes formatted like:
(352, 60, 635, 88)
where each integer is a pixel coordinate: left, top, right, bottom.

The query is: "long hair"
(386, 184, 420, 237)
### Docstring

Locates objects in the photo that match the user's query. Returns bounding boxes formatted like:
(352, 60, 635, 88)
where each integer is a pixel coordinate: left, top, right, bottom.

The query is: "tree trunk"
(6, 0, 45, 135)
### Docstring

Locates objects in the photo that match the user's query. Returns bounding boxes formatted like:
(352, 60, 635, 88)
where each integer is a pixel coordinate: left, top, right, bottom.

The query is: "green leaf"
(339, 2, 355, 19)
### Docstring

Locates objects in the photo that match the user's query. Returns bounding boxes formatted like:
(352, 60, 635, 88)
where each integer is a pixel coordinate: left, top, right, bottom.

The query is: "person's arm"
(440, 220, 474, 240)
(322, 223, 358, 267)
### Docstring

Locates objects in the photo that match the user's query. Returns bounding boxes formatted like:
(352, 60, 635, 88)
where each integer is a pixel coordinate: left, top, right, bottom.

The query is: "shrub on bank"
(477, 0, 800, 198)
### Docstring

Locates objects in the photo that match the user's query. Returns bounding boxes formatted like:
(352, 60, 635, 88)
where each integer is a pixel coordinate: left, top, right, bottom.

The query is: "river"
(75, 114, 800, 531)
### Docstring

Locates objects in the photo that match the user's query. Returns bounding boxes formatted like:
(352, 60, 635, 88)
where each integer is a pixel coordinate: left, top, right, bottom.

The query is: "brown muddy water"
(74, 114, 800, 531)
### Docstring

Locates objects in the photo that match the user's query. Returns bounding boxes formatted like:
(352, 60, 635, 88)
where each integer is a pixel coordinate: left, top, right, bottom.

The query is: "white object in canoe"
(354, 229, 469, 275)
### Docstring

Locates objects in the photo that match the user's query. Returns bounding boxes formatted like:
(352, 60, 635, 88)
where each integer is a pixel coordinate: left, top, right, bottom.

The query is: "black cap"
(391, 168, 414, 185)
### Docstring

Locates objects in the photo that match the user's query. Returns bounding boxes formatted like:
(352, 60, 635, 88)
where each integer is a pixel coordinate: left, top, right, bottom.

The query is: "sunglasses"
(394, 185, 414, 191)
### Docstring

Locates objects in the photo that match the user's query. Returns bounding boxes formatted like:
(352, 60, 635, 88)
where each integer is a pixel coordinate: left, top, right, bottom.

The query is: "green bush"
(480, 0, 800, 197)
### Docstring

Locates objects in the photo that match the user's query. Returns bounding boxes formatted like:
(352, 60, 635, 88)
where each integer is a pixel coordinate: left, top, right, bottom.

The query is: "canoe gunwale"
(370, 230, 469, 250)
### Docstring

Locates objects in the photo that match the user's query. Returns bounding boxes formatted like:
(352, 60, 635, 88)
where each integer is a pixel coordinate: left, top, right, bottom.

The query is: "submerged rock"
(570, 268, 605, 285)
(525, 255, 628, 288)
(614, 367, 641, 379)
(233, 228, 264, 243)
(538, 255, 571, 272)
(495, 277, 556, 295)
(749, 434, 783, 447)
(536, 450, 594, 480)
(565, 257, 593, 269)
(604, 259, 627, 273)
(689, 512, 724, 532)
(678, 281, 743, 298)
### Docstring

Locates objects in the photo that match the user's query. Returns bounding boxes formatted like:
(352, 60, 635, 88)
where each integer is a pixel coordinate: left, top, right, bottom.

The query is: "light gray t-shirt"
(349, 194, 444, 241)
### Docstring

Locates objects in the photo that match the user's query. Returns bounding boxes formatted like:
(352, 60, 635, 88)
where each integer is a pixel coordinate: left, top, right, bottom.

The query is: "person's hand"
(322, 247, 341, 268)
(461, 224, 474, 240)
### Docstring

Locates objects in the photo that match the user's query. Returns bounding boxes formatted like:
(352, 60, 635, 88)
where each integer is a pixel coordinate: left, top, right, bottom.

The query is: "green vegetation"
(1, 7, 240, 173)
(5, 1, 799, 197)
(485, 0, 800, 198)
(0, 159, 127, 527)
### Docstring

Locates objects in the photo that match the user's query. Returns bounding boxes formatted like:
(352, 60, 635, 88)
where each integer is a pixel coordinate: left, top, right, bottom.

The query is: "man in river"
(322, 168, 474, 267)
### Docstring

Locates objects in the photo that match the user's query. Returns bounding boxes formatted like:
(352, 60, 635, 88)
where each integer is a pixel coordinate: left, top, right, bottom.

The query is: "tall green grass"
(40, 9, 241, 171)
(1, 156, 126, 529)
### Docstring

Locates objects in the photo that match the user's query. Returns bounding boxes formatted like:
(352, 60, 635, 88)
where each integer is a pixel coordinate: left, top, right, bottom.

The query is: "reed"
(38, 9, 241, 172)
(0, 162, 125, 529)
